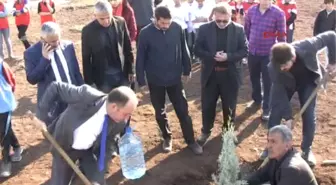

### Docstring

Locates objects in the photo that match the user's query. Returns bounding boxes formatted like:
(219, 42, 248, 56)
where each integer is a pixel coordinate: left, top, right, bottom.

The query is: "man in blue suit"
(24, 22, 84, 125)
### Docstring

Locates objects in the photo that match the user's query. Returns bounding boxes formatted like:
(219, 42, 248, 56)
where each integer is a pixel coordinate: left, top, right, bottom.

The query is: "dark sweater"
(128, 0, 153, 27)
(313, 9, 336, 36)
(136, 22, 191, 87)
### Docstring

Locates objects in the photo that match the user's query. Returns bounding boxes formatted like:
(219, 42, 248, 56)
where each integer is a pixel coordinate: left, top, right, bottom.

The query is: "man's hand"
(327, 64, 336, 78)
(42, 42, 53, 60)
(283, 119, 293, 129)
(214, 51, 227, 62)
(128, 74, 135, 82)
(182, 74, 191, 84)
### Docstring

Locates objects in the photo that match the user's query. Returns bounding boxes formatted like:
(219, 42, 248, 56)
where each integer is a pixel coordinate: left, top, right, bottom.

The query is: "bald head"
(106, 86, 138, 123)
(107, 86, 138, 107)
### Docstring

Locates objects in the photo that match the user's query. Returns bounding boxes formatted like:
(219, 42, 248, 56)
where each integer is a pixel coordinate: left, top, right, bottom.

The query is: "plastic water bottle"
(118, 126, 146, 179)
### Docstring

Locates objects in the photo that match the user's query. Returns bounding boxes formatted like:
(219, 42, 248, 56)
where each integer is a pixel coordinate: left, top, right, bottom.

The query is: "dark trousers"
(50, 148, 108, 185)
(148, 82, 195, 144)
(247, 54, 271, 113)
(269, 83, 317, 152)
(201, 70, 239, 134)
(185, 29, 195, 59)
(287, 29, 294, 43)
(17, 25, 30, 49)
(0, 112, 20, 163)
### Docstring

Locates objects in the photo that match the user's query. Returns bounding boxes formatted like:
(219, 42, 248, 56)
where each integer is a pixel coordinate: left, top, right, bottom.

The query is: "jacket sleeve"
(37, 81, 105, 121)
(24, 50, 52, 85)
(126, 8, 137, 42)
(194, 25, 216, 61)
(246, 160, 272, 185)
(294, 31, 336, 65)
(181, 27, 191, 76)
(69, 43, 84, 85)
(122, 19, 135, 75)
(313, 12, 321, 36)
(135, 30, 147, 87)
(227, 26, 248, 62)
(81, 26, 93, 85)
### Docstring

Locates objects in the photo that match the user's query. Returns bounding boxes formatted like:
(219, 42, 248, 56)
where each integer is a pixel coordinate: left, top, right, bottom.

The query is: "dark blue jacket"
(24, 40, 84, 124)
(136, 22, 191, 87)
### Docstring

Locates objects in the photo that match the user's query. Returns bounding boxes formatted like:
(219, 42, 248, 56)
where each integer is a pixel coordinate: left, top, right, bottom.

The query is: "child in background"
(13, 0, 31, 49)
(278, 0, 297, 43)
(313, 0, 336, 36)
(0, 0, 17, 60)
(0, 59, 23, 177)
(37, 0, 55, 25)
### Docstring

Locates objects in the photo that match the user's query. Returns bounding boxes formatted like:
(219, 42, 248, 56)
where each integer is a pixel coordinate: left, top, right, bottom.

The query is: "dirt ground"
(0, 0, 335, 184)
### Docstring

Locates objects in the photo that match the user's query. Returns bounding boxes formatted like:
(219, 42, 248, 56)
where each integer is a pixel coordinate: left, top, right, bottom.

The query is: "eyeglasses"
(215, 20, 229, 24)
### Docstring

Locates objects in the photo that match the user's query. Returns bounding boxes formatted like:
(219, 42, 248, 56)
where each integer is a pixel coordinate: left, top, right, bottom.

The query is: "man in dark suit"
(37, 81, 138, 185)
(82, 0, 134, 93)
(246, 125, 318, 185)
(24, 21, 84, 125)
(265, 31, 336, 167)
(194, 2, 248, 147)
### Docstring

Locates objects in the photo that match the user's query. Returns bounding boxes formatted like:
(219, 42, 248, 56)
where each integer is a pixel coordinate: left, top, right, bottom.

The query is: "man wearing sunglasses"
(194, 2, 248, 147)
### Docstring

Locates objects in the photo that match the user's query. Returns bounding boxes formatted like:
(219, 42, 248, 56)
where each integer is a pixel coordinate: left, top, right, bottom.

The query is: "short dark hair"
(270, 42, 296, 65)
(107, 87, 130, 107)
(154, 6, 171, 20)
(324, 0, 334, 4)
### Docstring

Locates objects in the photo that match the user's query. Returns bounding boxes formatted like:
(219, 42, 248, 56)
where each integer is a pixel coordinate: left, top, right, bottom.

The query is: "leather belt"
(214, 67, 228, 71)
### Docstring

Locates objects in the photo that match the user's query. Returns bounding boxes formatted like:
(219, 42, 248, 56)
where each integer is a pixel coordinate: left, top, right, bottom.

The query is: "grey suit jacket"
(247, 149, 318, 185)
(37, 81, 127, 153)
(194, 21, 249, 88)
(268, 31, 336, 120)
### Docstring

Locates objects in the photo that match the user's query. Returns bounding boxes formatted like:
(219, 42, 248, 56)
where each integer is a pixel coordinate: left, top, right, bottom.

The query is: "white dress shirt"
(72, 101, 107, 150)
(170, 4, 189, 30)
(192, 3, 213, 30)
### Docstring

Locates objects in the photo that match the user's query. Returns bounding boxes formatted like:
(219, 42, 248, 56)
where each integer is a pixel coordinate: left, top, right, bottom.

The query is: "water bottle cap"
(126, 126, 132, 133)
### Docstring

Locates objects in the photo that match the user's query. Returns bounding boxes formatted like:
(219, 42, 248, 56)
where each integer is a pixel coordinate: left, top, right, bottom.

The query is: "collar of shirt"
(72, 101, 107, 150)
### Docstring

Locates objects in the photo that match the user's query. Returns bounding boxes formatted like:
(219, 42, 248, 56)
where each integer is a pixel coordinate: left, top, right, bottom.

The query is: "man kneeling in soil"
(246, 125, 318, 185)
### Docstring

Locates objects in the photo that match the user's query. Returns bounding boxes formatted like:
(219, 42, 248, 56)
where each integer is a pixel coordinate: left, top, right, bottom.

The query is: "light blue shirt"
(0, 62, 17, 113)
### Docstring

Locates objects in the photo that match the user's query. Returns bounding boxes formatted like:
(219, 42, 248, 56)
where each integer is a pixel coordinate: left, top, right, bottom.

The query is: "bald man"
(37, 81, 138, 185)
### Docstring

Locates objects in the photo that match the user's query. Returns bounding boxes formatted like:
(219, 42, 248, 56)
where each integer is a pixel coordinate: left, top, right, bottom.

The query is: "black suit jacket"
(81, 16, 134, 87)
(194, 21, 248, 88)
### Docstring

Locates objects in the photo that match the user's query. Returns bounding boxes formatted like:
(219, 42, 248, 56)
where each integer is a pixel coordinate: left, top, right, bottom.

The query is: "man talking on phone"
(194, 3, 248, 147)
(24, 21, 84, 125)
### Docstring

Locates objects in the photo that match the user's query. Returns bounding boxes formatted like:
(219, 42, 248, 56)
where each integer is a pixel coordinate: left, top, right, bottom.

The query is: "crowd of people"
(0, 0, 336, 184)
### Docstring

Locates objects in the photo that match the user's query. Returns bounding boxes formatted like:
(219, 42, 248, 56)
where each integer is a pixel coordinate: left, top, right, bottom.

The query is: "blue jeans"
(247, 54, 271, 113)
(269, 83, 317, 152)
(0, 28, 13, 59)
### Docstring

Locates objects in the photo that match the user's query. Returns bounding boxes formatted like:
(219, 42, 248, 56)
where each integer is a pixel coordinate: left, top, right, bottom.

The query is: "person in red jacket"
(110, 0, 137, 42)
(279, 0, 297, 42)
(37, 0, 55, 25)
(13, 0, 31, 49)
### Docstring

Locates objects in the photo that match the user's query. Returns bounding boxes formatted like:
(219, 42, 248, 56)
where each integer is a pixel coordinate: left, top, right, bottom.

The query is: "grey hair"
(94, 0, 112, 14)
(40, 21, 61, 38)
(269, 125, 293, 142)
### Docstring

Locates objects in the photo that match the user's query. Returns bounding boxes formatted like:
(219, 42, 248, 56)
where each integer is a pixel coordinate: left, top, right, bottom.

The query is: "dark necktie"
(98, 115, 109, 171)
(54, 51, 68, 82)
